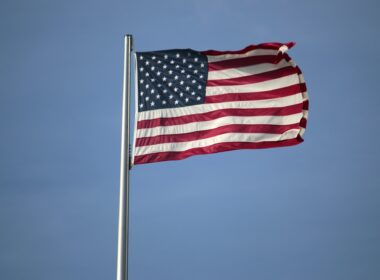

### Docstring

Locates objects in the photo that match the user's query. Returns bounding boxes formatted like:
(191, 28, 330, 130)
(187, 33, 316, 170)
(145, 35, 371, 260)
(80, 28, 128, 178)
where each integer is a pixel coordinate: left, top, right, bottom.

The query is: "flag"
(132, 42, 308, 165)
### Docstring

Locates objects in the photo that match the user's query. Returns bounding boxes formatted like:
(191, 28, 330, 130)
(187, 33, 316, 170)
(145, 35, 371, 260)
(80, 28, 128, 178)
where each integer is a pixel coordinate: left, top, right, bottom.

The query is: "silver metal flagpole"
(117, 34, 133, 280)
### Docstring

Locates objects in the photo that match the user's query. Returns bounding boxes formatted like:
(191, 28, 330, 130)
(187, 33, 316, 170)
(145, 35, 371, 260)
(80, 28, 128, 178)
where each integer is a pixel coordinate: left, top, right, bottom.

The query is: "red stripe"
(137, 103, 303, 129)
(207, 66, 296, 87)
(136, 123, 300, 147)
(303, 100, 309, 110)
(208, 55, 281, 71)
(134, 137, 302, 165)
(300, 83, 307, 92)
(300, 117, 307, 128)
(205, 84, 303, 104)
(201, 42, 295, 56)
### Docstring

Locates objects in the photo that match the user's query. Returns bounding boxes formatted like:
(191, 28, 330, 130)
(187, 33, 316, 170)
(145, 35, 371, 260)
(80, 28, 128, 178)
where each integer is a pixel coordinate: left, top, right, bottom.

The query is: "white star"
(187, 52, 191, 57)
(185, 97, 189, 102)
(157, 84, 162, 87)
(145, 61, 149, 65)
(201, 63, 204, 67)
(152, 56, 156, 60)
(151, 89, 155, 93)
(182, 58, 187, 63)
(188, 64, 193, 68)
(151, 66, 155, 71)
(156, 94, 161, 99)
(185, 86, 190, 91)
(151, 78, 155, 82)
(139, 103, 144, 108)
(176, 53, 180, 58)
(139, 67, 144, 72)
(145, 96, 149, 101)
(150, 101, 155, 106)
(168, 82, 172, 87)
(157, 60, 162, 64)
(186, 74, 191, 79)
(179, 92, 184, 97)
(174, 75, 178, 80)
(162, 77, 167, 81)
(145, 72, 149, 77)
(194, 57, 198, 62)
(164, 54, 168, 59)
(156, 71, 161, 76)
(169, 94, 173, 99)
(193, 69, 198, 74)
(170, 60, 175, 64)
(181, 69, 185, 73)
(163, 89, 168, 93)
(163, 65, 167, 69)
(174, 100, 179, 104)
(191, 91, 195, 95)
(199, 74, 204, 79)
(140, 79, 144, 84)
(168, 70, 173, 75)
(139, 55, 143, 60)
(174, 87, 178, 92)
(180, 81, 184, 85)
(162, 100, 167, 105)
(197, 96, 201, 100)
(198, 85, 202, 89)
(140, 91, 144, 96)
(192, 80, 196, 83)
(145, 84, 149, 89)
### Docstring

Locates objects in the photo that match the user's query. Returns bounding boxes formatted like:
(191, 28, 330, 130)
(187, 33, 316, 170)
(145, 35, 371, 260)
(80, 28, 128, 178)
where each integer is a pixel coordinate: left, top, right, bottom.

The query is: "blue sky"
(1, 0, 379, 279)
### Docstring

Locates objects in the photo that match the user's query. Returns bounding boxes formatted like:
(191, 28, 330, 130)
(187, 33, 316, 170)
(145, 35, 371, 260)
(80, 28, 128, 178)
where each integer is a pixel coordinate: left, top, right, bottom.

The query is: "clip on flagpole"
(117, 34, 133, 280)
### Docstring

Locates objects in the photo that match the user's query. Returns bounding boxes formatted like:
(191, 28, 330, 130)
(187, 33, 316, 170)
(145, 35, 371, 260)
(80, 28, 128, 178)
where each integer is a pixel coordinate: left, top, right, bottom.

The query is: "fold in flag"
(132, 42, 308, 165)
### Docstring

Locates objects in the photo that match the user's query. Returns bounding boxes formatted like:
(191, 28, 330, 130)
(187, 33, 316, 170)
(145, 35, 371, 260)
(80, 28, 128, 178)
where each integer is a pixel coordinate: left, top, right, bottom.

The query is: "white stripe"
(278, 45, 289, 53)
(137, 113, 303, 138)
(135, 129, 300, 156)
(302, 92, 308, 102)
(299, 127, 306, 137)
(302, 90, 308, 100)
(299, 74, 305, 83)
(208, 59, 291, 80)
(138, 93, 303, 120)
(206, 49, 279, 63)
(206, 74, 300, 96)
(303, 110, 309, 119)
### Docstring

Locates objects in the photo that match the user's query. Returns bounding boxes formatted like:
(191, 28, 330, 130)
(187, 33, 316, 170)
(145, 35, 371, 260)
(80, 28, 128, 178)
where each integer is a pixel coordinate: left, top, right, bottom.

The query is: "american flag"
(132, 42, 308, 165)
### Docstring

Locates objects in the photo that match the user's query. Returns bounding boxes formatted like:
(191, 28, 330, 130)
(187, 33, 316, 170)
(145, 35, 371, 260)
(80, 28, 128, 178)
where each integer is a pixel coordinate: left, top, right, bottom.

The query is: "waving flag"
(132, 42, 308, 165)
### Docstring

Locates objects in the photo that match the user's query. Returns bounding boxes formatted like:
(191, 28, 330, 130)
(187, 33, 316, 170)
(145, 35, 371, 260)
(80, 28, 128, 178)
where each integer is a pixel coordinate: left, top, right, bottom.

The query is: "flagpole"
(117, 34, 133, 280)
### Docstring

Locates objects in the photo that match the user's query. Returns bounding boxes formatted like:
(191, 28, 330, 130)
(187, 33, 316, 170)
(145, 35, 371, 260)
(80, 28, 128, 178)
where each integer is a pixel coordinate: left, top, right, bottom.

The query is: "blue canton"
(136, 49, 208, 112)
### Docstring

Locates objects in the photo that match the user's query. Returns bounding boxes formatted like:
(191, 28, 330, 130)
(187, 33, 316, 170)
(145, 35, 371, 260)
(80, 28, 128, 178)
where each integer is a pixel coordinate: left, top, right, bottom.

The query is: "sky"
(0, 0, 379, 279)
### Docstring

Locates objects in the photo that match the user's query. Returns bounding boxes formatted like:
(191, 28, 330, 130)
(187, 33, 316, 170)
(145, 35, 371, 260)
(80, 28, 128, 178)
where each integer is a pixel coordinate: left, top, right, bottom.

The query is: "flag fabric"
(132, 42, 308, 165)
